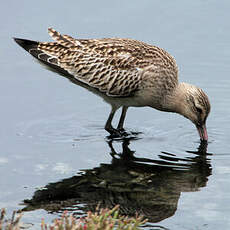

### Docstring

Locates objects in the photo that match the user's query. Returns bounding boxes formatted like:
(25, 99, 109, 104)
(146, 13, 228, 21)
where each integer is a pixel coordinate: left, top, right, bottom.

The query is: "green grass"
(0, 206, 147, 230)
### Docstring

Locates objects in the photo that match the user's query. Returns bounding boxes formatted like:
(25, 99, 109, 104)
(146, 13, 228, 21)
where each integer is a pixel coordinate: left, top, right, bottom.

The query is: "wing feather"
(36, 28, 178, 97)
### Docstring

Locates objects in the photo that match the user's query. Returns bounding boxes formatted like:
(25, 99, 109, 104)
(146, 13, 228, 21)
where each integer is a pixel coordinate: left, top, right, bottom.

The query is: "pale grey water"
(1, 0, 230, 229)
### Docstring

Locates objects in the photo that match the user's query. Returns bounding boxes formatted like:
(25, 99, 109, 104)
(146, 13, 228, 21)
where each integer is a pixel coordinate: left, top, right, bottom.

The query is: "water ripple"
(16, 115, 105, 143)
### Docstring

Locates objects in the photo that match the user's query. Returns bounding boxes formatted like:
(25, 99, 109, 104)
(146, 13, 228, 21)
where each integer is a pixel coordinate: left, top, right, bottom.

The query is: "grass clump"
(1, 205, 147, 230)
(0, 209, 22, 230)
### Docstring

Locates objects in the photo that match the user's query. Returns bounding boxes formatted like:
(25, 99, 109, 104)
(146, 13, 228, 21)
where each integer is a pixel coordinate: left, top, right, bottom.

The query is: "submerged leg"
(117, 106, 128, 131)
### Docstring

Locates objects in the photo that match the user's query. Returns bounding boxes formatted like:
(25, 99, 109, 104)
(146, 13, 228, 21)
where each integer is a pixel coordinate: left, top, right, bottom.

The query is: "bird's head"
(171, 83, 211, 141)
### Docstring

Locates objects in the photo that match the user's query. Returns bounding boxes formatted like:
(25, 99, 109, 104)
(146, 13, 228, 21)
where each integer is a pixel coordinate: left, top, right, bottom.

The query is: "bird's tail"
(13, 37, 69, 75)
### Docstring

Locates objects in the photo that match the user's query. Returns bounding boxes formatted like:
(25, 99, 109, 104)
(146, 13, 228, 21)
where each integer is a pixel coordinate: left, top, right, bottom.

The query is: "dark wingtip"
(13, 37, 22, 43)
(13, 37, 24, 47)
(13, 37, 38, 52)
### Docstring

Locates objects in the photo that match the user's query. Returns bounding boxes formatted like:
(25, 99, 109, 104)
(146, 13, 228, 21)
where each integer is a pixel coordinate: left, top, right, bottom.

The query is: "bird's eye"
(196, 107, 202, 114)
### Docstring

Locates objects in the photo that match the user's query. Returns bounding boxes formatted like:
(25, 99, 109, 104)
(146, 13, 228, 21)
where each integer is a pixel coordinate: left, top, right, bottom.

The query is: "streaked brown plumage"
(14, 28, 211, 141)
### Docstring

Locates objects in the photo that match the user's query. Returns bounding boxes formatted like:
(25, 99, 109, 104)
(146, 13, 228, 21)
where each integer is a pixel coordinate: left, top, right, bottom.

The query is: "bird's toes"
(117, 127, 125, 132)
(107, 128, 128, 139)
(118, 128, 129, 137)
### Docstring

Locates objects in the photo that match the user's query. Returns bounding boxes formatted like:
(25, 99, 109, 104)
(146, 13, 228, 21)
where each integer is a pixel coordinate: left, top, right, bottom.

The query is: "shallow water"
(1, 0, 230, 229)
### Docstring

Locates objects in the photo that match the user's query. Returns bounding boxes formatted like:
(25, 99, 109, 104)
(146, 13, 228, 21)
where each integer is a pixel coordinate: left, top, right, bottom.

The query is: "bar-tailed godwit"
(14, 28, 210, 141)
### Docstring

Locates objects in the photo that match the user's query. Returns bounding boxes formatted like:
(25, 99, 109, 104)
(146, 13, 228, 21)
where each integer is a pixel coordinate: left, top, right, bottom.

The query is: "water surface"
(1, 0, 230, 229)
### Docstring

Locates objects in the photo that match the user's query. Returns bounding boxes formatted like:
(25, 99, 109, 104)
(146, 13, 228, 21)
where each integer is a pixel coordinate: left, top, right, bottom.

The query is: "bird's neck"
(162, 82, 189, 113)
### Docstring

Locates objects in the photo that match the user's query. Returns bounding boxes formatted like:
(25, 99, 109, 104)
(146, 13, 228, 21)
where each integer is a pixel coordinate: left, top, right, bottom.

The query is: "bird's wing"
(37, 28, 178, 97)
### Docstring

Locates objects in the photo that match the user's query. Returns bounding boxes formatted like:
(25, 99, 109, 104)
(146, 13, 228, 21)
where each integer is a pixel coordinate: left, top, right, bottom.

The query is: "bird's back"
(15, 28, 178, 97)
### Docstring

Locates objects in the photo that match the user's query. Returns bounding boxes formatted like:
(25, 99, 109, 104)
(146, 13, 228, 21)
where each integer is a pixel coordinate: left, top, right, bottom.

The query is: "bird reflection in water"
(22, 139, 212, 224)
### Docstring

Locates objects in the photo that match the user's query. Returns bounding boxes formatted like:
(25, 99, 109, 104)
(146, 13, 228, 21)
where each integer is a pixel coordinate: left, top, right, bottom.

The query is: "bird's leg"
(105, 106, 122, 137)
(117, 106, 128, 132)
(117, 106, 141, 136)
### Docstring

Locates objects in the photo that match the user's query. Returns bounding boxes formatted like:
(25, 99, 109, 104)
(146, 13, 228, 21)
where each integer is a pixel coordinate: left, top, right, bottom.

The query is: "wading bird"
(14, 28, 210, 141)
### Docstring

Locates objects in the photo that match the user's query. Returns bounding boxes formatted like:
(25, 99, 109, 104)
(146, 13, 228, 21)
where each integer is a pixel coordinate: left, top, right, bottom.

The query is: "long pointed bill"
(196, 124, 208, 141)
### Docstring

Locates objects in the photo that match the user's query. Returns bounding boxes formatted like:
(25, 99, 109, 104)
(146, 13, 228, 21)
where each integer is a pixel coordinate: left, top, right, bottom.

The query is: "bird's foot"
(129, 131, 143, 136)
(106, 127, 128, 139)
